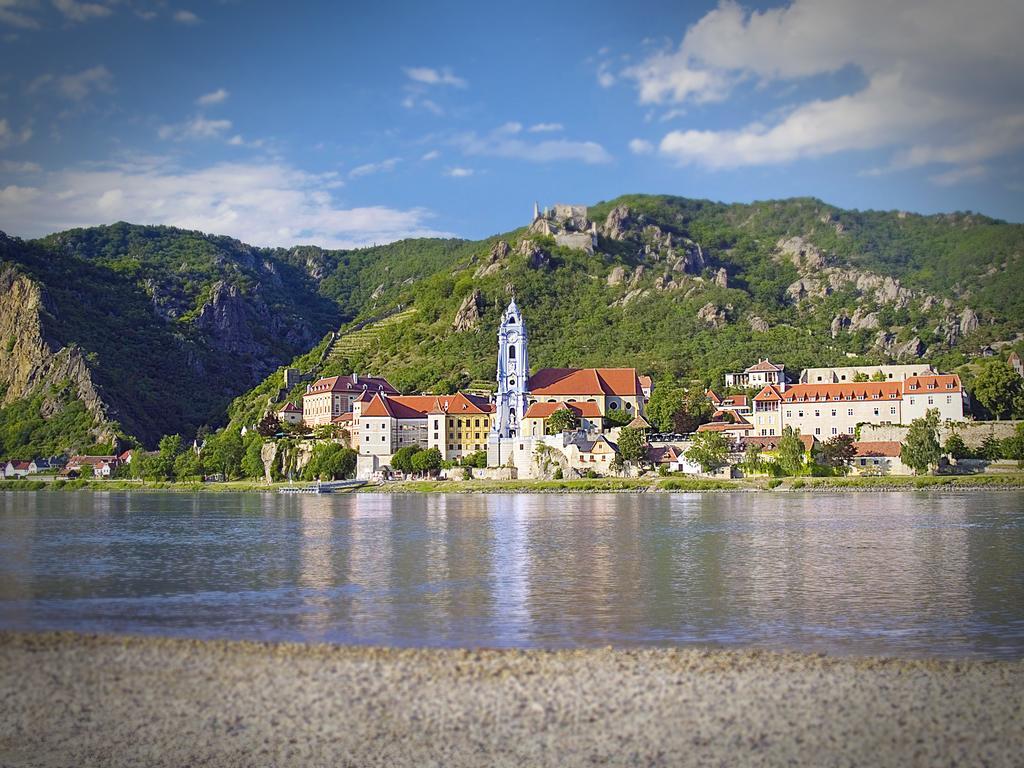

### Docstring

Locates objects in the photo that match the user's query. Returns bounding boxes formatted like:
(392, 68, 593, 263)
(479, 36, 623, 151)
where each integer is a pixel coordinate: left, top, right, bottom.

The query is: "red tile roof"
(746, 359, 784, 373)
(362, 392, 493, 420)
(8, 460, 31, 470)
(753, 385, 783, 402)
(781, 382, 903, 402)
(722, 394, 748, 406)
(853, 441, 902, 457)
(524, 401, 603, 419)
(528, 368, 642, 397)
(647, 445, 679, 463)
(332, 412, 353, 424)
(278, 402, 301, 413)
(697, 421, 753, 432)
(705, 388, 722, 404)
(303, 374, 398, 397)
(639, 375, 653, 391)
(903, 374, 961, 392)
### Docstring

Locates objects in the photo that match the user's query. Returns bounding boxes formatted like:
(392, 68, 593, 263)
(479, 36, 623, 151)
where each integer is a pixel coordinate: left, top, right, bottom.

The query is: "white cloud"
(622, 0, 1024, 179)
(196, 88, 229, 106)
(0, 117, 32, 147)
(929, 165, 988, 187)
(158, 116, 232, 141)
(444, 167, 473, 178)
(53, 0, 112, 22)
(596, 62, 616, 88)
(628, 138, 654, 155)
(348, 157, 401, 178)
(173, 9, 199, 24)
(401, 95, 444, 115)
(0, 0, 41, 28)
(0, 159, 41, 172)
(34, 65, 114, 101)
(0, 156, 449, 248)
(0, 184, 40, 205)
(455, 124, 612, 165)
(528, 122, 563, 133)
(420, 150, 440, 161)
(403, 66, 466, 88)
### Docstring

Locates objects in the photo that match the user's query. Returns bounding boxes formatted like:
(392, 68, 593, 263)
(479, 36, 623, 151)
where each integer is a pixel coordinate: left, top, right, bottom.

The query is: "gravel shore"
(1, 631, 1022, 767)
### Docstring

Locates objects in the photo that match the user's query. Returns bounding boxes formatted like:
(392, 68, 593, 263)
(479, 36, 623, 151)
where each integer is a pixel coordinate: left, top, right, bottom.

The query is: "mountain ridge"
(1, 194, 1022, 457)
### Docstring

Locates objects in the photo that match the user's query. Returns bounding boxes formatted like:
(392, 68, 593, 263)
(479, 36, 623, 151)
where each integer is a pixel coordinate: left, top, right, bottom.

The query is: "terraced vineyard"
(326, 307, 418, 363)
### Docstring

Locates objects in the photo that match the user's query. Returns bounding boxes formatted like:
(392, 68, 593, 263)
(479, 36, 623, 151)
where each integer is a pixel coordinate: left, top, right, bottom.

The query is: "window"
(873, 408, 879, 416)
(928, 397, 934, 405)
(814, 410, 820, 417)
(509, 346, 516, 360)
(832, 427, 837, 435)
(815, 427, 821, 435)
(946, 396, 952, 404)
(848, 427, 854, 434)
(609, 402, 619, 410)
(798, 410, 804, 418)
(890, 407, 897, 415)
(381, 436, 385, 442)
(626, 402, 633, 410)
(848, 409, 854, 416)
(364, 435, 369, 442)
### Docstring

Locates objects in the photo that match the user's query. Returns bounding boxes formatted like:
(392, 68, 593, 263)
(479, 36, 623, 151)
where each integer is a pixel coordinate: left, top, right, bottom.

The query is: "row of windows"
(814, 427, 857, 435)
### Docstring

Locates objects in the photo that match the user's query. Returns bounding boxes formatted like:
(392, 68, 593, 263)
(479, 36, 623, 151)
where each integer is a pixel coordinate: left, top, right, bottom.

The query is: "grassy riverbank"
(1, 631, 1021, 767)
(2, 473, 1024, 494)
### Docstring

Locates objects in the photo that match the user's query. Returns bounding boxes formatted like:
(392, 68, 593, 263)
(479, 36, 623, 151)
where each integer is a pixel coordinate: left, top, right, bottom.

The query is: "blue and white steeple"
(491, 298, 530, 438)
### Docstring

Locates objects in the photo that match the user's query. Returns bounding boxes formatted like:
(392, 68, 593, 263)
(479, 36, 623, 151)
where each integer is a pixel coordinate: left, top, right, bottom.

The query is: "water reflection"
(0, 490, 1022, 658)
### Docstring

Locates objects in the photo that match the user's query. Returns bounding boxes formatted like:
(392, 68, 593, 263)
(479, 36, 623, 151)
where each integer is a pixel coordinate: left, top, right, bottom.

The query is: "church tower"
(491, 299, 530, 438)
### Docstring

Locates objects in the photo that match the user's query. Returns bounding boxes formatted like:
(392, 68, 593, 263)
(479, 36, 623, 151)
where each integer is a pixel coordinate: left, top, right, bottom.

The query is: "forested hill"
(2, 196, 1023, 457)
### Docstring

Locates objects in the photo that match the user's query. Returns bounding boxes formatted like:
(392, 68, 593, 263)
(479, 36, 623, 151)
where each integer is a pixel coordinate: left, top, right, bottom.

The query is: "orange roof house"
(528, 367, 644, 398)
(524, 401, 603, 420)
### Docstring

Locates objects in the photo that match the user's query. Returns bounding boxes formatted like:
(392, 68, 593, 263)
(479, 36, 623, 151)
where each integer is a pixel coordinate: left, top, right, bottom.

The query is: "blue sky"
(0, 0, 1022, 247)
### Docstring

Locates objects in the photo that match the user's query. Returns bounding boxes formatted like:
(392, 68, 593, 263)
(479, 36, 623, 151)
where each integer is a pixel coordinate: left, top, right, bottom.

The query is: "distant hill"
(2, 196, 1022, 457)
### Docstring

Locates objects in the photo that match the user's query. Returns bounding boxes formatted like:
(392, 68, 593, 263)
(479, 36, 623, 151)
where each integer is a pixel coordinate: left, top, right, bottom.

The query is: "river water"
(1, 490, 1022, 658)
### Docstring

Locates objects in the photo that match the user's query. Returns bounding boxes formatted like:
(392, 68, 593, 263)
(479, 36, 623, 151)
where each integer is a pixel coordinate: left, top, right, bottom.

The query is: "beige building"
(751, 374, 966, 440)
(564, 435, 619, 474)
(302, 374, 398, 427)
(799, 364, 934, 384)
(526, 368, 646, 419)
(354, 391, 495, 463)
(849, 441, 912, 475)
(277, 402, 303, 426)
(522, 401, 604, 437)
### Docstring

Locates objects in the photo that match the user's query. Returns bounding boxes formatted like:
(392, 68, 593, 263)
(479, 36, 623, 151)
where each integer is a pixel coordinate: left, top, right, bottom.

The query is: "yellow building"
(525, 368, 646, 419)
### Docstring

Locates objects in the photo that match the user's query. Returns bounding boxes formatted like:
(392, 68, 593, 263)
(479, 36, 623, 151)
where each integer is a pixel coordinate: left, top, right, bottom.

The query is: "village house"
(526, 367, 647, 419)
(696, 409, 755, 440)
(277, 402, 303, 426)
(848, 441, 911, 475)
(64, 455, 121, 478)
(563, 434, 618, 473)
(724, 359, 789, 390)
(706, 389, 752, 417)
(302, 373, 398, 427)
(3, 460, 32, 479)
(1008, 351, 1023, 378)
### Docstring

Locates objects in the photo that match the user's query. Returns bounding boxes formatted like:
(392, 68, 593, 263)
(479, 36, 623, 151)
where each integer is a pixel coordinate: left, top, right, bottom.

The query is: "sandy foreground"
(1, 632, 1022, 767)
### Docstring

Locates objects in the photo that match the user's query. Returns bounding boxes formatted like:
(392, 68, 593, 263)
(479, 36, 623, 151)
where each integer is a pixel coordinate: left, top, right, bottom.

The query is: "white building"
(799, 364, 935, 384)
(724, 359, 789, 390)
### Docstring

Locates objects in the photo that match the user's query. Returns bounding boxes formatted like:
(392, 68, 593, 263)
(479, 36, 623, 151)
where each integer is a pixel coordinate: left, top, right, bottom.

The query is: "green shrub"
(791, 479, 806, 489)
(767, 478, 782, 489)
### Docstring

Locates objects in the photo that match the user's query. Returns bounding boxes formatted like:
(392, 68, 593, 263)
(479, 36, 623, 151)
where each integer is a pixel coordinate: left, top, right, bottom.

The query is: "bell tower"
(491, 299, 530, 438)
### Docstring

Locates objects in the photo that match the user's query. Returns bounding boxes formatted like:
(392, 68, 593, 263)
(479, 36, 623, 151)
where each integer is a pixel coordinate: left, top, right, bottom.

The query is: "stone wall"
(860, 420, 1022, 448)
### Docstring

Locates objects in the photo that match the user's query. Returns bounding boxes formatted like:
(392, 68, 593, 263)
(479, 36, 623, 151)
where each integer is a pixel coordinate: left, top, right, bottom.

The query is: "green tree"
(901, 408, 942, 475)
(972, 361, 1023, 420)
(303, 443, 357, 480)
(462, 450, 488, 468)
(870, 370, 887, 382)
(205, 429, 244, 479)
(741, 442, 764, 473)
(820, 433, 856, 470)
(391, 445, 419, 475)
(853, 372, 870, 382)
(241, 433, 265, 479)
(979, 435, 1004, 461)
(685, 431, 729, 473)
(617, 427, 648, 464)
(943, 433, 969, 460)
(646, 374, 684, 432)
(546, 407, 579, 434)
(153, 434, 182, 480)
(173, 449, 202, 481)
(777, 427, 806, 476)
(1005, 423, 1024, 468)
(411, 447, 442, 476)
(672, 387, 713, 433)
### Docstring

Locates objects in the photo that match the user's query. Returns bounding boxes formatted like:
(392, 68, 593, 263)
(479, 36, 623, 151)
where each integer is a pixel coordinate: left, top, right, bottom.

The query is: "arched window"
(509, 377, 516, 388)
(509, 346, 516, 360)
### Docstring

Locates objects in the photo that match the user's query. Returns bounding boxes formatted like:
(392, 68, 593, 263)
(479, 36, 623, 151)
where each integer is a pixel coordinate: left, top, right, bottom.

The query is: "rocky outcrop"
(777, 236, 828, 269)
(850, 308, 880, 332)
(749, 316, 770, 333)
(519, 240, 550, 270)
(830, 314, 850, 338)
(714, 268, 728, 288)
(602, 205, 636, 241)
(959, 308, 980, 336)
(0, 263, 119, 447)
(452, 290, 483, 332)
(474, 240, 510, 278)
(606, 265, 626, 286)
(697, 302, 728, 329)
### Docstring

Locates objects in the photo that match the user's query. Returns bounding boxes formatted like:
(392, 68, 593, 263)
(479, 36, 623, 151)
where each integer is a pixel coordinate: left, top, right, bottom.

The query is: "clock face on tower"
(507, 332, 519, 345)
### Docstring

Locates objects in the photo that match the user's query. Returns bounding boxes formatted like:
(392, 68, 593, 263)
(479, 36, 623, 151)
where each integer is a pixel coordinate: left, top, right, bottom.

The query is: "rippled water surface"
(1, 490, 1023, 657)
